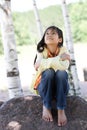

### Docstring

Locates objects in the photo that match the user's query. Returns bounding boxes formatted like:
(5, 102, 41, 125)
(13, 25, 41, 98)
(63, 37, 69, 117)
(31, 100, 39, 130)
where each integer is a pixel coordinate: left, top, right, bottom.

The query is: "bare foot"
(58, 110, 67, 127)
(42, 105, 53, 122)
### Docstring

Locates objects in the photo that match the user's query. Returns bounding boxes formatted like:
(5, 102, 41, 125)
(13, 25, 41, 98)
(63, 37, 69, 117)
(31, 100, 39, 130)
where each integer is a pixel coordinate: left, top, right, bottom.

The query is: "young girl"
(32, 26, 70, 127)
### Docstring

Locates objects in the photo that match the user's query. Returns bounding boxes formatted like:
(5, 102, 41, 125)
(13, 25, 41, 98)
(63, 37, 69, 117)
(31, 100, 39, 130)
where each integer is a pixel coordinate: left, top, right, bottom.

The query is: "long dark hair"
(34, 26, 63, 64)
(37, 26, 63, 53)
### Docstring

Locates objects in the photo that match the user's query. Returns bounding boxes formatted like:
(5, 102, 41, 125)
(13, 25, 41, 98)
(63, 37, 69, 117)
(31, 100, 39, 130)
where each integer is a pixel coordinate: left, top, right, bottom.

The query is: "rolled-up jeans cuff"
(43, 103, 52, 110)
(57, 107, 65, 110)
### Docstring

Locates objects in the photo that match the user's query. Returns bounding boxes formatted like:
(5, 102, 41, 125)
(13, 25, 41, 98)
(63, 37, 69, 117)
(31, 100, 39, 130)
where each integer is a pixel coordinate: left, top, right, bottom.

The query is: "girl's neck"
(47, 45, 59, 54)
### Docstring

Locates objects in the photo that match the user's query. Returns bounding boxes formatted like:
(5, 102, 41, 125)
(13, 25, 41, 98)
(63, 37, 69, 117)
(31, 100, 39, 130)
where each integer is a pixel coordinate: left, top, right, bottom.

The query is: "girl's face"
(44, 28, 62, 46)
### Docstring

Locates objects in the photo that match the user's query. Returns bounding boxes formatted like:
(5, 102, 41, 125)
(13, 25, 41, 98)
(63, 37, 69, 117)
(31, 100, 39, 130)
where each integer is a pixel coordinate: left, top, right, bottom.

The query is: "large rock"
(0, 101, 4, 107)
(0, 96, 87, 130)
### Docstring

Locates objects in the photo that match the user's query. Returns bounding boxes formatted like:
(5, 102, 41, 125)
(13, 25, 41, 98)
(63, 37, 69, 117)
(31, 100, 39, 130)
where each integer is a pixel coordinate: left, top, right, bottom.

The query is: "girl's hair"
(37, 26, 63, 53)
(34, 26, 63, 65)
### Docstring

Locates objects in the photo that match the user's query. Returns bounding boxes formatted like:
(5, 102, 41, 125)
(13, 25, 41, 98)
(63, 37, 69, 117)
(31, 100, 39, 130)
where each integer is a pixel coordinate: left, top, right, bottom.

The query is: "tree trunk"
(0, 0, 23, 99)
(32, 0, 43, 38)
(61, 0, 81, 96)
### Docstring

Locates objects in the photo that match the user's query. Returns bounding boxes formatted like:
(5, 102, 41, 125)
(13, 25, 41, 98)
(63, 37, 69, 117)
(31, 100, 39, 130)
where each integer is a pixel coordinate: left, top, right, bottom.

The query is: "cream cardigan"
(30, 46, 70, 94)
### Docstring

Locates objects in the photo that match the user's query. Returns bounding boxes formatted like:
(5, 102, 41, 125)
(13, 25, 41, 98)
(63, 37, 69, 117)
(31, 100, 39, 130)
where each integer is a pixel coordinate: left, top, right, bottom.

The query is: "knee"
(43, 68, 55, 79)
(55, 70, 68, 80)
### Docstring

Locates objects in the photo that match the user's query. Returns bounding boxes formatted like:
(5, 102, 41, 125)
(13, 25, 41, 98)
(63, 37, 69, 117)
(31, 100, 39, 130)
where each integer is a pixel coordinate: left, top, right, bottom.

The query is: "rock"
(0, 96, 87, 130)
(0, 101, 4, 107)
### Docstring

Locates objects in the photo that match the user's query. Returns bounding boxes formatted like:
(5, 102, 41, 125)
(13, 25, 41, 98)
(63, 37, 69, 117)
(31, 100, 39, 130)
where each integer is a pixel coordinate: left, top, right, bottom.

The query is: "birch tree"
(0, 0, 23, 98)
(61, 0, 81, 96)
(32, 0, 43, 38)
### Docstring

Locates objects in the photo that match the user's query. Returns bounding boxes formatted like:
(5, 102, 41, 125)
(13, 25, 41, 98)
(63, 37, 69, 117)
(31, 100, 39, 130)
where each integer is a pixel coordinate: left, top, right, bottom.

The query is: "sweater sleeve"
(38, 47, 70, 72)
(35, 52, 43, 63)
(40, 56, 69, 71)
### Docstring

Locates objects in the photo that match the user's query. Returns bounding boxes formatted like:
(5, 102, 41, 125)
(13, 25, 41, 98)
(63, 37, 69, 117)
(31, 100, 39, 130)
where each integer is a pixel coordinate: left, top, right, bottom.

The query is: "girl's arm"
(34, 52, 43, 71)
(60, 53, 71, 62)
(40, 55, 69, 71)
(38, 47, 70, 72)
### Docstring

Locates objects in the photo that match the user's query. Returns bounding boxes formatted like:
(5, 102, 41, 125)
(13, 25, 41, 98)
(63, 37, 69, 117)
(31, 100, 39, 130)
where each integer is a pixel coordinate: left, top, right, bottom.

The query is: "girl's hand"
(60, 53, 71, 61)
(34, 60, 41, 71)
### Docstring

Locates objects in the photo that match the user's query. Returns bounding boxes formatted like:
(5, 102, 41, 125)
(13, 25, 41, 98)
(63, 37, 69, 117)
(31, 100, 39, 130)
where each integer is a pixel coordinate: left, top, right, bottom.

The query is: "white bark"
(0, 0, 23, 98)
(61, 0, 81, 96)
(32, 0, 43, 38)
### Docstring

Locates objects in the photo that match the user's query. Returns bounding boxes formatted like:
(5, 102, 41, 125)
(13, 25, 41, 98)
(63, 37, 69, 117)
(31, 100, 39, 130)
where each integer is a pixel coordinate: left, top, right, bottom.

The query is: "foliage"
(69, 2, 87, 42)
(0, 2, 87, 54)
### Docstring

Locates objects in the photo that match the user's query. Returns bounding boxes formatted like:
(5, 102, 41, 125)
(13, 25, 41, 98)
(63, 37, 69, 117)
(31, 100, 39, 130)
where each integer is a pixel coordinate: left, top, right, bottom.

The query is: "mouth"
(47, 37, 53, 40)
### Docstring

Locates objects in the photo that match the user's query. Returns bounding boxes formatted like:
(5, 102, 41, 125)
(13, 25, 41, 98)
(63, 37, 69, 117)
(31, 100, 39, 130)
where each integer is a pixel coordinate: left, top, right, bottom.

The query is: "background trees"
(0, 0, 23, 98)
(61, 0, 81, 96)
(0, 2, 87, 55)
(0, 0, 86, 98)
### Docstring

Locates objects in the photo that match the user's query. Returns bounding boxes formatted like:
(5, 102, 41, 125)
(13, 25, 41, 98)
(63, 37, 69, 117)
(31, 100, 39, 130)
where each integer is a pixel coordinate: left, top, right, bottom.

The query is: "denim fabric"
(37, 68, 69, 110)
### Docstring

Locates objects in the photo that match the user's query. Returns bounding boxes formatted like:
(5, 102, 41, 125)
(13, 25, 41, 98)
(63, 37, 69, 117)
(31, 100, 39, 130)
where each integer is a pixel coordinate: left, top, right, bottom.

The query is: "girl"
(32, 26, 70, 127)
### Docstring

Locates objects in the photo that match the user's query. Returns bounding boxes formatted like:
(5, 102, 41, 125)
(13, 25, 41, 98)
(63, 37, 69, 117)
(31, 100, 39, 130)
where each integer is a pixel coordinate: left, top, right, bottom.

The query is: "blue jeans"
(37, 68, 69, 110)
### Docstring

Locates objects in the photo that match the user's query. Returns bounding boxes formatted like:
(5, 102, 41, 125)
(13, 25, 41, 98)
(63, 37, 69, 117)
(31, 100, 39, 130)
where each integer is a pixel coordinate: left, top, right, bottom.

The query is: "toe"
(58, 123, 62, 127)
(50, 118, 53, 122)
(49, 115, 53, 122)
(42, 116, 50, 122)
(62, 120, 67, 126)
(58, 121, 62, 127)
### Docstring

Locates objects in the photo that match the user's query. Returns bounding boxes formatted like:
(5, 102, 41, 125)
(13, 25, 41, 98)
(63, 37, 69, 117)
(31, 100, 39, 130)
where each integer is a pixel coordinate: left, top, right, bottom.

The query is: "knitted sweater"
(30, 46, 70, 94)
